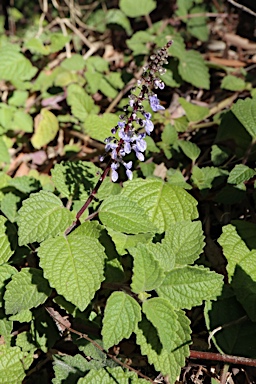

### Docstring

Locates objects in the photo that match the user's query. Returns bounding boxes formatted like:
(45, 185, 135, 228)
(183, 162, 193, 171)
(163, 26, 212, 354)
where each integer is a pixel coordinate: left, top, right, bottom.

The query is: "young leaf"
(17, 190, 75, 246)
(52, 354, 93, 384)
(0, 345, 26, 384)
(121, 178, 198, 233)
(163, 221, 205, 266)
(156, 266, 223, 309)
(31, 108, 59, 149)
(232, 98, 256, 140)
(0, 216, 14, 264)
(4, 268, 51, 315)
(108, 229, 152, 256)
(38, 225, 106, 311)
(178, 140, 201, 162)
(135, 310, 191, 382)
(102, 291, 141, 350)
(142, 297, 178, 353)
(227, 164, 256, 184)
(191, 166, 227, 190)
(130, 244, 165, 293)
(99, 195, 156, 234)
(120, 0, 156, 18)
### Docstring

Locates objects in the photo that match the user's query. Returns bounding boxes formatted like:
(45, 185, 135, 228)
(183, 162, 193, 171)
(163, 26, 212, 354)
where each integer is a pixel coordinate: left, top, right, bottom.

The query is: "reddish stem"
(64, 160, 112, 235)
(190, 350, 256, 367)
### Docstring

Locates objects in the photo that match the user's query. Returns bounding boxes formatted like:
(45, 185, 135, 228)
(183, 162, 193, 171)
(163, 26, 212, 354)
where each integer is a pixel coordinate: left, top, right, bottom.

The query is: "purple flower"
(124, 161, 133, 180)
(154, 79, 165, 90)
(144, 119, 154, 135)
(149, 95, 165, 112)
(111, 163, 119, 182)
(135, 133, 147, 152)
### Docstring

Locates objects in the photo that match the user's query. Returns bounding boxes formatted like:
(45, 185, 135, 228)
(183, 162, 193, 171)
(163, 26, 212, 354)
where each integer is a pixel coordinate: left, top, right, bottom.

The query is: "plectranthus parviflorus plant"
(2, 40, 224, 384)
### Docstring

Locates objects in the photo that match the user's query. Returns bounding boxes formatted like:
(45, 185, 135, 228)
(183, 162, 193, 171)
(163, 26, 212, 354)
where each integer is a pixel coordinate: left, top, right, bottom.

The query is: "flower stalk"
(65, 40, 172, 236)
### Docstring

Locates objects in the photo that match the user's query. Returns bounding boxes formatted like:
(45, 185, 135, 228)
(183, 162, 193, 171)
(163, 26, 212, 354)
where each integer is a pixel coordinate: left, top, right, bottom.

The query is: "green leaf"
(0, 265, 17, 307)
(1, 193, 20, 222)
(211, 144, 229, 166)
(221, 75, 246, 91)
(17, 190, 75, 245)
(119, 0, 156, 17)
(156, 266, 223, 309)
(102, 291, 141, 350)
(9, 309, 32, 323)
(191, 166, 227, 190)
(166, 169, 192, 190)
(126, 31, 153, 56)
(108, 230, 152, 256)
(175, 0, 193, 16)
(146, 241, 175, 272)
(8, 90, 28, 107)
(0, 216, 14, 264)
(8, 175, 40, 194)
(4, 268, 51, 315)
(130, 244, 165, 293)
(178, 50, 210, 89)
(228, 164, 256, 184)
(106, 9, 132, 35)
(61, 54, 86, 71)
(11, 109, 33, 133)
(67, 84, 99, 121)
(51, 161, 99, 200)
(38, 224, 106, 311)
(135, 310, 191, 381)
(99, 195, 156, 234)
(0, 345, 26, 384)
(52, 354, 92, 384)
(50, 33, 71, 53)
(31, 108, 59, 149)
(163, 221, 205, 266)
(218, 224, 250, 282)
(232, 98, 256, 140)
(0, 44, 37, 82)
(0, 318, 13, 347)
(142, 298, 178, 352)
(121, 178, 198, 233)
(187, 6, 209, 41)
(178, 97, 209, 122)
(78, 367, 147, 384)
(178, 140, 201, 161)
(0, 137, 10, 163)
(84, 113, 119, 142)
(0, 104, 15, 131)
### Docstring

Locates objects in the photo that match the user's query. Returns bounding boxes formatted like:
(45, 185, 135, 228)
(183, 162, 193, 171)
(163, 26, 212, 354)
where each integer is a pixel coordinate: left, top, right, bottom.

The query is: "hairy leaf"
(130, 244, 165, 293)
(0, 345, 26, 384)
(38, 225, 106, 311)
(99, 195, 156, 234)
(228, 164, 256, 184)
(156, 266, 223, 309)
(17, 190, 75, 245)
(121, 178, 198, 233)
(135, 310, 191, 381)
(142, 298, 178, 352)
(102, 291, 141, 350)
(163, 221, 205, 266)
(67, 84, 99, 121)
(4, 268, 51, 315)
(178, 50, 210, 89)
(0, 216, 14, 264)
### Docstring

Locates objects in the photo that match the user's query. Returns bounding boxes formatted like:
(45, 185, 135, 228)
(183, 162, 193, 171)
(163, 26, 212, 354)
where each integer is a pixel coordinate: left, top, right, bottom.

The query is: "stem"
(64, 160, 112, 236)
